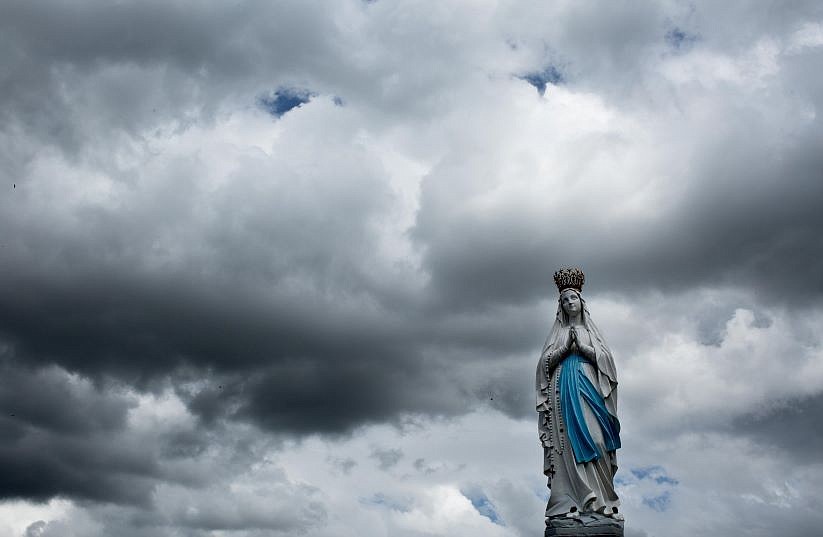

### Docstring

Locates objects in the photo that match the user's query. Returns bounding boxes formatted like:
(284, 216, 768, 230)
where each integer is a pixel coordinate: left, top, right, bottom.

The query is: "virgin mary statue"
(536, 268, 623, 523)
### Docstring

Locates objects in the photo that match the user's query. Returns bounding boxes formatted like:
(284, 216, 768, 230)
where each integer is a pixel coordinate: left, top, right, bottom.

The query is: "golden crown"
(554, 267, 585, 293)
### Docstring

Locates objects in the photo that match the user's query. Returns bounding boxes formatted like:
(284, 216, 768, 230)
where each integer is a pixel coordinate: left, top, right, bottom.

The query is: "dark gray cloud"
(327, 456, 358, 475)
(0, 363, 132, 435)
(412, 111, 823, 312)
(0, 364, 157, 504)
(371, 447, 403, 470)
(0, 364, 327, 534)
(0, 0, 348, 148)
(0, 264, 525, 435)
(732, 392, 823, 465)
(0, 2, 822, 535)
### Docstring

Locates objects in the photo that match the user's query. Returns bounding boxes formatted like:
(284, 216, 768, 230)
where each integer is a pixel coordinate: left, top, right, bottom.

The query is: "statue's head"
(560, 288, 582, 317)
(554, 268, 585, 320)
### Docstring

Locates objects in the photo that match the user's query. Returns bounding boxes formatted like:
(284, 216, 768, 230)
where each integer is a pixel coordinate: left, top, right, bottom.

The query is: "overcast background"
(1, 1, 823, 536)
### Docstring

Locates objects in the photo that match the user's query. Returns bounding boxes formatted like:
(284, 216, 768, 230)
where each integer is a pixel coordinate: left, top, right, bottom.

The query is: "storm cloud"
(1, 1, 822, 536)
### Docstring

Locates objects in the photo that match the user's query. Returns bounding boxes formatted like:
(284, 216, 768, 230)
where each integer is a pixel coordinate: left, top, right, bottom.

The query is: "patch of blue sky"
(655, 475, 679, 486)
(461, 489, 505, 526)
(258, 87, 316, 117)
(643, 490, 672, 512)
(519, 65, 564, 96)
(359, 493, 410, 513)
(630, 465, 679, 485)
(631, 465, 660, 480)
(631, 465, 665, 481)
(665, 27, 698, 51)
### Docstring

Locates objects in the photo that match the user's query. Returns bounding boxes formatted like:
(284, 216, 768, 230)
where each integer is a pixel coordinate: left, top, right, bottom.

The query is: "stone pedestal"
(545, 514, 623, 536)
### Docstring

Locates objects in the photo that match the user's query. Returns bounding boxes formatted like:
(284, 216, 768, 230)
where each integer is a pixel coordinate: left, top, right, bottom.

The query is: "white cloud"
(0, 500, 73, 537)
(620, 305, 823, 435)
(787, 22, 823, 53)
(2, 1, 823, 536)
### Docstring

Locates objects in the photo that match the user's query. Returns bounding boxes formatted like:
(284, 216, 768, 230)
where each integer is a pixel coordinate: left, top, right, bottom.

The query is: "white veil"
(535, 293, 618, 416)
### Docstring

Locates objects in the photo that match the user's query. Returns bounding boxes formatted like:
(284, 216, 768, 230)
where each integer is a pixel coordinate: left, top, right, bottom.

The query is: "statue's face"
(560, 290, 581, 316)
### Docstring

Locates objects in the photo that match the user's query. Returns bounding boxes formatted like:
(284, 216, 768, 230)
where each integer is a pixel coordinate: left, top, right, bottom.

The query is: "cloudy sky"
(1, 1, 823, 536)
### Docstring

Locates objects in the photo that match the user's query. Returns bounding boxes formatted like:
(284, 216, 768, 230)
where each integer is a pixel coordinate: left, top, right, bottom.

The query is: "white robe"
(536, 300, 620, 517)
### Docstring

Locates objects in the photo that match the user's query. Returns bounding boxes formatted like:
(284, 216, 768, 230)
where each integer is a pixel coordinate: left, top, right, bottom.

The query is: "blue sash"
(559, 354, 621, 463)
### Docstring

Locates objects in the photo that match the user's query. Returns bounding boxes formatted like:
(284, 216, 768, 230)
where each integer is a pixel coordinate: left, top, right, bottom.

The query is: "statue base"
(545, 513, 623, 536)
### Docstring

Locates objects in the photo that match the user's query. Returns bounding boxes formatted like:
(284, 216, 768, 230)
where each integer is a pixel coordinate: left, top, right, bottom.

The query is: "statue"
(536, 268, 624, 536)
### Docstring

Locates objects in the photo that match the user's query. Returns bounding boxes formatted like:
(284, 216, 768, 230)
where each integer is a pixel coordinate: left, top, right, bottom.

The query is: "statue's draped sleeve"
(587, 317, 618, 415)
